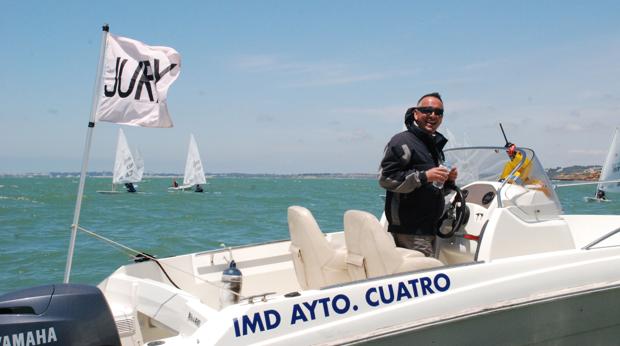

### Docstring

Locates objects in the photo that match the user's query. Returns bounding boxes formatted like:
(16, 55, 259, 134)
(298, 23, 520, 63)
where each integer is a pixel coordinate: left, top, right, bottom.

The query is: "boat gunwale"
(318, 280, 620, 346)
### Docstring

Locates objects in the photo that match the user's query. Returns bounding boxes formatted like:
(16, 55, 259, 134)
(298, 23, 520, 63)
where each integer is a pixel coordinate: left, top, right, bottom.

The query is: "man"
(379, 92, 457, 257)
(125, 182, 136, 193)
(499, 142, 532, 184)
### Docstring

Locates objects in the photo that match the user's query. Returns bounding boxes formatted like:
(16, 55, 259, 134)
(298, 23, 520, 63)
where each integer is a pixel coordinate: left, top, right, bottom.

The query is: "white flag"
(95, 34, 181, 128)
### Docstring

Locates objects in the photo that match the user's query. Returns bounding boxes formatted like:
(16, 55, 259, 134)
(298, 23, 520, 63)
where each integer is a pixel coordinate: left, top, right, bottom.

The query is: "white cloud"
(287, 72, 392, 87)
(256, 114, 275, 123)
(234, 55, 279, 69)
(545, 123, 586, 132)
(446, 99, 487, 114)
(336, 129, 373, 143)
(233, 54, 344, 74)
(233, 54, 416, 87)
(329, 106, 405, 119)
(568, 149, 607, 155)
(461, 60, 496, 71)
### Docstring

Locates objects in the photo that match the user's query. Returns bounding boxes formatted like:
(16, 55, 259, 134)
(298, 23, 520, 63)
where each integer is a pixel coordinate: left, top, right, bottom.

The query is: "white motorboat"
(168, 134, 207, 192)
(90, 146, 620, 345)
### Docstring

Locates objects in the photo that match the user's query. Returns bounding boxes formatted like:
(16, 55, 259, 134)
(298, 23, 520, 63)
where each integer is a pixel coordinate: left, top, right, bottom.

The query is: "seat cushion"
(288, 206, 351, 289)
(344, 210, 443, 279)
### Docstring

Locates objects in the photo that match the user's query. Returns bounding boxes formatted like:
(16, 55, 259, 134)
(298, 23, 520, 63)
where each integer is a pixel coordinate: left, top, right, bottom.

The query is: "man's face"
(413, 96, 444, 134)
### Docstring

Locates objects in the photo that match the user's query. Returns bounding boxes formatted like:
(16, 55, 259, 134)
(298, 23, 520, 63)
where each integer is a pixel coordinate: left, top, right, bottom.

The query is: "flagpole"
(64, 24, 110, 283)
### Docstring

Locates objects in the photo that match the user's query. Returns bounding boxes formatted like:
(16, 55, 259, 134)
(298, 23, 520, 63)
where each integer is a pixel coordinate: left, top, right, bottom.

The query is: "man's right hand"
(425, 166, 450, 183)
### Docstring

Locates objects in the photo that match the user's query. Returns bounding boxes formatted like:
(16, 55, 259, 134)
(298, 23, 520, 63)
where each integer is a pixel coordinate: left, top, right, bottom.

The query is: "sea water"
(0, 176, 618, 294)
(0, 176, 383, 294)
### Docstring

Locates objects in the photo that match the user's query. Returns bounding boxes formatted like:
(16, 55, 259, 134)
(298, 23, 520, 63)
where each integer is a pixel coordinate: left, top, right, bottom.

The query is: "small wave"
(0, 195, 41, 204)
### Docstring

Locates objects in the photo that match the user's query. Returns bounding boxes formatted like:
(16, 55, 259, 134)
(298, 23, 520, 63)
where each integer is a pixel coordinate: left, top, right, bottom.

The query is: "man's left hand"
(448, 166, 458, 182)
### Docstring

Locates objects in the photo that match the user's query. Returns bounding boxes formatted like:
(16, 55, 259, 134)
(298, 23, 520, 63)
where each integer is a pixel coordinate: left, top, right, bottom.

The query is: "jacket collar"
(407, 122, 448, 151)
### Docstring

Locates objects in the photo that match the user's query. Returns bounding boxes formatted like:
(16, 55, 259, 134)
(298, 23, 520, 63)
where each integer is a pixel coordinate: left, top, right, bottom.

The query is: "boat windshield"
(444, 147, 563, 221)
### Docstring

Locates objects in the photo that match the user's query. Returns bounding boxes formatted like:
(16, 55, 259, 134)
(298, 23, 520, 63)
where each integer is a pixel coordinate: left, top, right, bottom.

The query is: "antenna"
(499, 123, 510, 145)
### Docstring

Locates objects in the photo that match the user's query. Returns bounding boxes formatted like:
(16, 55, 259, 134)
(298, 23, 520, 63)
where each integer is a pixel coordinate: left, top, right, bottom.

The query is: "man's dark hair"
(404, 92, 443, 127)
(417, 92, 442, 105)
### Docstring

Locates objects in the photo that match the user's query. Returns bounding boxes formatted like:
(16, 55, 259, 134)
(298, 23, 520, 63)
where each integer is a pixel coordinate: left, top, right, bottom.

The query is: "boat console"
(437, 147, 569, 264)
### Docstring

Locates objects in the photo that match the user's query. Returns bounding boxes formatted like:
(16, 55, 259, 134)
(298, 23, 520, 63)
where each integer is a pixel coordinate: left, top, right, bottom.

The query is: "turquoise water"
(0, 177, 383, 294)
(0, 177, 618, 294)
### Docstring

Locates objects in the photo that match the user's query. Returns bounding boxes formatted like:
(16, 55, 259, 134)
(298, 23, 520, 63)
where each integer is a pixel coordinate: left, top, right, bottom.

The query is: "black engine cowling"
(0, 284, 120, 346)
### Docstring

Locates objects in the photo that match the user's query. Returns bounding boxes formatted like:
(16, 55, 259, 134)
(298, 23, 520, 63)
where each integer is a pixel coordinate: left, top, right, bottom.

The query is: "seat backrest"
(344, 210, 404, 278)
(288, 206, 340, 289)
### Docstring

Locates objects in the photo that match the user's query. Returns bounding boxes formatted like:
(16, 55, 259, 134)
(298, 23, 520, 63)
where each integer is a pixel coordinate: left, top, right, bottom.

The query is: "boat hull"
(351, 284, 620, 345)
(584, 196, 612, 203)
(100, 245, 620, 346)
(96, 190, 123, 194)
(168, 185, 194, 191)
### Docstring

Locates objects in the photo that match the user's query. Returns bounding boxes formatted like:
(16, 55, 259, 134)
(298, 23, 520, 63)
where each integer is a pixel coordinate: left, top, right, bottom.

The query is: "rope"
(75, 225, 243, 298)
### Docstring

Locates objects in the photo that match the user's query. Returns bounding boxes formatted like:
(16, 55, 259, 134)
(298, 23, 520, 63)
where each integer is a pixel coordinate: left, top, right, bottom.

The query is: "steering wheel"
(437, 183, 469, 239)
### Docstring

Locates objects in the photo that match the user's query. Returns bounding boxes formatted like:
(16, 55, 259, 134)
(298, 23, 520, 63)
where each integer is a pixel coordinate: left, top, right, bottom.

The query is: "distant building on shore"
(546, 166, 601, 181)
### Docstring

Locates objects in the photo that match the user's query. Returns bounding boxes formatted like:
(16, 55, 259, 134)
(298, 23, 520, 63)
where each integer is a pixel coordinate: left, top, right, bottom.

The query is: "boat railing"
(583, 227, 620, 250)
(206, 246, 233, 265)
(242, 292, 277, 304)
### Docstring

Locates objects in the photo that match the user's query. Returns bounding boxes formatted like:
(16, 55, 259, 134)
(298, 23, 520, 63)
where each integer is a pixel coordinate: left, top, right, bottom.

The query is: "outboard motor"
(219, 260, 242, 308)
(0, 284, 121, 346)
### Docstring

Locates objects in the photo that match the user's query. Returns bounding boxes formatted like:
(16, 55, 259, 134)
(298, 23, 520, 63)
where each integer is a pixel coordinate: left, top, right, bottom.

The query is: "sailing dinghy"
(585, 127, 619, 202)
(97, 128, 144, 194)
(169, 134, 206, 192)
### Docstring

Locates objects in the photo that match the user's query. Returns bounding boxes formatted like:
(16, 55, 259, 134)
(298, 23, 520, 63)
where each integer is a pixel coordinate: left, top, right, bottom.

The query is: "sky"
(1, 1, 619, 174)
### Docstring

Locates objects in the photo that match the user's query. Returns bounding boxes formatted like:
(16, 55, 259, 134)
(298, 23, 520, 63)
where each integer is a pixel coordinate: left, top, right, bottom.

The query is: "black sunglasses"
(415, 107, 444, 116)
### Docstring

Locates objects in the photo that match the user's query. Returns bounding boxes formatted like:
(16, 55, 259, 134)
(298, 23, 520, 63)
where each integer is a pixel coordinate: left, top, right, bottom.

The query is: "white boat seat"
(343, 210, 443, 280)
(287, 206, 351, 290)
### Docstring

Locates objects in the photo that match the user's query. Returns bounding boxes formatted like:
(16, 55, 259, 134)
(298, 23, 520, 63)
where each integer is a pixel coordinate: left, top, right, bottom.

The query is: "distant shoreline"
(1, 165, 602, 181)
(546, 165, 601, 182)
(1, 172, 379, 179)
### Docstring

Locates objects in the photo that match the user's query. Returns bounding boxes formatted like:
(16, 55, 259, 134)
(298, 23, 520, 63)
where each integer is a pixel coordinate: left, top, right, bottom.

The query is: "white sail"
(112, 129, 142, 184)
(598, 128, 620, 193)
(183, 134, 206, 186)
(134, 148, 145, 182)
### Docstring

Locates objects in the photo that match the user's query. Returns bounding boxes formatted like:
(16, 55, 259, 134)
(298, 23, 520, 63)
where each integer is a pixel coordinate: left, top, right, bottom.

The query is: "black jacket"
(379, 124, 448, 235)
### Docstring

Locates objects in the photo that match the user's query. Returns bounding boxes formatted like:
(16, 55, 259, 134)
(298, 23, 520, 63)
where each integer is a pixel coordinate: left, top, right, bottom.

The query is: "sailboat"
(169, 134, 206, 192)
(585, 127, 620, 203)
(97, 128, 144, 194)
